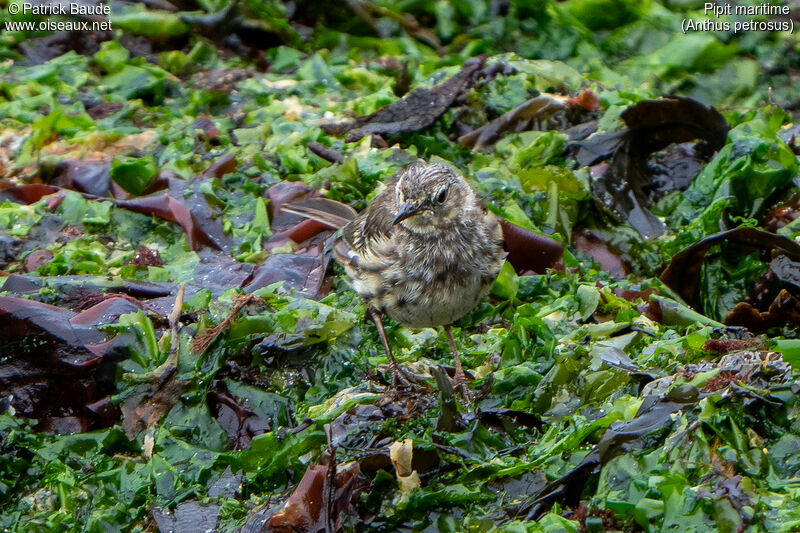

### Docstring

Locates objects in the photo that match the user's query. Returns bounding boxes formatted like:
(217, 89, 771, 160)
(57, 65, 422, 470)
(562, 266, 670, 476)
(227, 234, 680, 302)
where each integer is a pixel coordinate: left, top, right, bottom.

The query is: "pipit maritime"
(285, 163, 504, 401)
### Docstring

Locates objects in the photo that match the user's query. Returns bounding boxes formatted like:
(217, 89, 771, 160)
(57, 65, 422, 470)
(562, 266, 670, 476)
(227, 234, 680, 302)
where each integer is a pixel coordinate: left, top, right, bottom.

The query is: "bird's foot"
(389, 361, 426, 389)
(451, 367, 473, 404)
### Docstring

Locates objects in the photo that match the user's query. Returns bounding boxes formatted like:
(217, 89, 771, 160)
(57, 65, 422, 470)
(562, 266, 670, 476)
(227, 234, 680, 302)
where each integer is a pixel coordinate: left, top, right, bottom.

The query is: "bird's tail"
(281, 197, 357, 230)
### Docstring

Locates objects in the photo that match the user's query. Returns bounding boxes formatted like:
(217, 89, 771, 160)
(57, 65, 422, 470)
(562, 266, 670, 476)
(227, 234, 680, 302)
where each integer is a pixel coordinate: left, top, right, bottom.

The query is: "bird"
(283, 162, 505, 401)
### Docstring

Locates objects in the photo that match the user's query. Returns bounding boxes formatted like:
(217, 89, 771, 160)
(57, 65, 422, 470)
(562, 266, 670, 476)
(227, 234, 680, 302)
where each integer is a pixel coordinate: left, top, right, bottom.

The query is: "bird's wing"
(281, 198, 357, 230)
(335, 185, 397, 270)
(344, 185, 396, 252)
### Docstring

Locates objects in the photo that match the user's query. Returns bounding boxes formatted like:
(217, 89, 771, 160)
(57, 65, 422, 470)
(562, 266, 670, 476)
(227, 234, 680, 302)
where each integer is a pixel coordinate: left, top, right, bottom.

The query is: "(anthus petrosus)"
(285, 163, 504, 401)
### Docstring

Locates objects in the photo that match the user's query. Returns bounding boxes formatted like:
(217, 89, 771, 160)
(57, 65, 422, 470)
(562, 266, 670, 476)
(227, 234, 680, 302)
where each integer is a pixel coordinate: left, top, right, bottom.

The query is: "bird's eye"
(436, 188, 447, 204)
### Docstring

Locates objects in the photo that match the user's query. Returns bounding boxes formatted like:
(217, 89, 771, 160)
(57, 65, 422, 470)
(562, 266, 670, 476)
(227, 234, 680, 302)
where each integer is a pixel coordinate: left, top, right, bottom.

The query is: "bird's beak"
(393, 203, 419, 225)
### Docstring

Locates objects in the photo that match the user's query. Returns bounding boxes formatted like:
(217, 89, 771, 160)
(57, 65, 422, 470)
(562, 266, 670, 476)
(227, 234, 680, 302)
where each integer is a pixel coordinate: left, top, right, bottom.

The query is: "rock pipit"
(285, 163, 504, 400)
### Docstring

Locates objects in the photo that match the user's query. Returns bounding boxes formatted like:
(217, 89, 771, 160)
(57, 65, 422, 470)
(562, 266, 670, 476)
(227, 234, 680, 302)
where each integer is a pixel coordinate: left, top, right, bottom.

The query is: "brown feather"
(281, 198, 357, 230)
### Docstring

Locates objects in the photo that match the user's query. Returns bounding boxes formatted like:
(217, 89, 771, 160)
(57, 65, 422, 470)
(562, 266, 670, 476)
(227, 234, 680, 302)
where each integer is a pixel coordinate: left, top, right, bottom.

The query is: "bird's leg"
(444, 325, 473, 403)
(368, 308, 413, 388)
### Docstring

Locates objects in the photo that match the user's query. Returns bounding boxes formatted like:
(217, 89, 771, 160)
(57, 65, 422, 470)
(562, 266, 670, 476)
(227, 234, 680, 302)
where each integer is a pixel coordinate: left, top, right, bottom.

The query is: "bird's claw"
(451, 368, 473, 403)
(389, 362, 425, 388)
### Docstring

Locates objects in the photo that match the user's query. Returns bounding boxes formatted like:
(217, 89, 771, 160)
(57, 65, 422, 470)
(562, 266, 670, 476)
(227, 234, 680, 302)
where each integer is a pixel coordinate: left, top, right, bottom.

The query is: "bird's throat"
(398, 212, 440, 235)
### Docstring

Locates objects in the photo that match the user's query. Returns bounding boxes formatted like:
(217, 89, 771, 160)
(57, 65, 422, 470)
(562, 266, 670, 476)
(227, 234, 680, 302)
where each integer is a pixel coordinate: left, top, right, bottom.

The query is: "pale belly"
(381, 275, 491, 328)
(347, 261, 494, 328)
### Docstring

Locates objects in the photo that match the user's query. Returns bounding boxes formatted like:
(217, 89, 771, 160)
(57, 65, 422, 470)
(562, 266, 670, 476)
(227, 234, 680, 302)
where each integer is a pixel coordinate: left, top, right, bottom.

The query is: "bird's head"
(392, 163, 474, 232)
